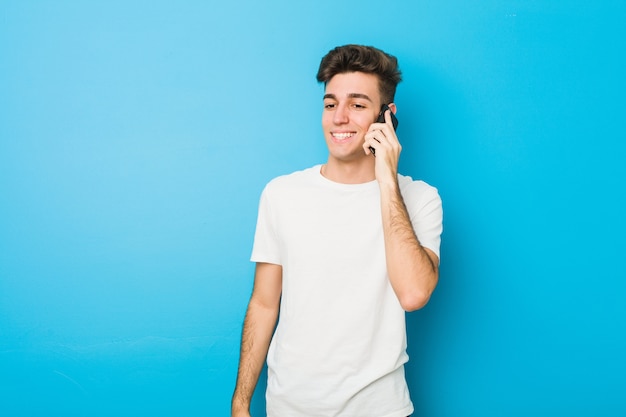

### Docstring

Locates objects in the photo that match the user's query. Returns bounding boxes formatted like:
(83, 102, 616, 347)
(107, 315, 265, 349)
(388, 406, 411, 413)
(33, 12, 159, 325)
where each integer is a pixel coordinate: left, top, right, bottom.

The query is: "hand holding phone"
(376, 104, 399, 129)
(369, 104, 399, 156)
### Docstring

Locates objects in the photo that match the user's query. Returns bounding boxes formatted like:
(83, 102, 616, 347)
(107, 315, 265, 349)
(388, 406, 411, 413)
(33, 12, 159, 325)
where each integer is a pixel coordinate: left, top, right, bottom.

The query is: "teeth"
(333, 132, 354, 139)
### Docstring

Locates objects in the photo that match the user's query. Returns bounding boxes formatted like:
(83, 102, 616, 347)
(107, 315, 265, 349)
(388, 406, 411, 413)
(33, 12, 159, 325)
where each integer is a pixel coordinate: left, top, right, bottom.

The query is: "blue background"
(1, 1, 625, 416)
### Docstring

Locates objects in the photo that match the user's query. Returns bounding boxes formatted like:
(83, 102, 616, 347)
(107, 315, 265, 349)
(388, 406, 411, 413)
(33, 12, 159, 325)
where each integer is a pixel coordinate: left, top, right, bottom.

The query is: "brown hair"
(316, 44, 402, 104)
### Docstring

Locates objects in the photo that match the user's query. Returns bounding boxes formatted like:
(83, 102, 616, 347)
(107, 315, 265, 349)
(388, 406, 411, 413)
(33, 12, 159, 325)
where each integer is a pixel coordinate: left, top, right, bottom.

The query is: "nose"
(333, 104, 349, 125)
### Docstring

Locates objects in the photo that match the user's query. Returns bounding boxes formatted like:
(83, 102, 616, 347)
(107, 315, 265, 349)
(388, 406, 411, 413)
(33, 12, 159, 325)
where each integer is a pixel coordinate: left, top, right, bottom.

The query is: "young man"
(232, 45, 443, 417)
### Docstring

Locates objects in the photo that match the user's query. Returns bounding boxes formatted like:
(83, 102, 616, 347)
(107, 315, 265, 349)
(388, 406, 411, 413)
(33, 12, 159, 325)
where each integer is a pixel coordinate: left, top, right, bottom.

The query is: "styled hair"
(316, 44, 402, 104)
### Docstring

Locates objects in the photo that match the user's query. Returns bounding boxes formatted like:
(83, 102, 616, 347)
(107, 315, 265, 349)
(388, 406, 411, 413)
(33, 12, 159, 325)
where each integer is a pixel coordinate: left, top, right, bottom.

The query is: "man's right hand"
(231, 263, 282, 417)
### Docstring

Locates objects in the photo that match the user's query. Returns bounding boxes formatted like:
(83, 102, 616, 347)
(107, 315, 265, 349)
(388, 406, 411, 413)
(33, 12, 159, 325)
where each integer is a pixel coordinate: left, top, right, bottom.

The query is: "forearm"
(379, 180, 438, 312)
(232, 298, 279, 415)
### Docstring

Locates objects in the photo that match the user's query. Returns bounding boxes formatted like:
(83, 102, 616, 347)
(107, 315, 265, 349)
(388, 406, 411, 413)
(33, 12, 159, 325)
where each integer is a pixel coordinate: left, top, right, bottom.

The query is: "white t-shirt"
(251, 165, 443, 417)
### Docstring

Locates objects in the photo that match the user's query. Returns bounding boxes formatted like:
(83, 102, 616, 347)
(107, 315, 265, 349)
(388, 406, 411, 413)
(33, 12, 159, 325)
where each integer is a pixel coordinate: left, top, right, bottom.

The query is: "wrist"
(231, 405, 251, 417)
(231, 393, 251, 415)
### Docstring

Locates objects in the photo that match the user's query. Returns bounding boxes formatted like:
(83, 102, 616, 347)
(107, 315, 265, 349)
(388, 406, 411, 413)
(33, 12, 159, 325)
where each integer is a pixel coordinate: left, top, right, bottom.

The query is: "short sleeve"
(403, 182, 443, 261)
(250, 185, 282, 265)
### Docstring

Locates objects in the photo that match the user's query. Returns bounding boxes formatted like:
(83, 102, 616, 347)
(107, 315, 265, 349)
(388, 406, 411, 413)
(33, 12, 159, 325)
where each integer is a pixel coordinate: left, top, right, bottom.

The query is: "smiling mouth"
(331, 132, 356, 140)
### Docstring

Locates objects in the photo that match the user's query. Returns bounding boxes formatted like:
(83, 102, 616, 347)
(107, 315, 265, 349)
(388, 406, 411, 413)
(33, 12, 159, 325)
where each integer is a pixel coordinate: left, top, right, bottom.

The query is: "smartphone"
(376, 104, 399, 129)
(369, 104, 399, 155)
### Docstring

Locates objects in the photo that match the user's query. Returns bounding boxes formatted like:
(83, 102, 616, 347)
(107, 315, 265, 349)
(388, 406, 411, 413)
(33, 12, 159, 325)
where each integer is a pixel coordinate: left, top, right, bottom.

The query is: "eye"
(352, 103, 367, 110)
(324, 103, 336, 109)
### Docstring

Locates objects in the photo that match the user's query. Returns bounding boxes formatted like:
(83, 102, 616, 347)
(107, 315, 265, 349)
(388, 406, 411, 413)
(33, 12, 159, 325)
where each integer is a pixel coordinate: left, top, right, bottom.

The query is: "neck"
(321, 158, 376, 184)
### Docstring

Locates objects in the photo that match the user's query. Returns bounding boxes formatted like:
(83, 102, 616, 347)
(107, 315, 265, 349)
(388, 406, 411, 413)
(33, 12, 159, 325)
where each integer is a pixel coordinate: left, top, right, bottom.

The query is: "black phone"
(370, 104, 398, 155)
(376, 104, 398, 129)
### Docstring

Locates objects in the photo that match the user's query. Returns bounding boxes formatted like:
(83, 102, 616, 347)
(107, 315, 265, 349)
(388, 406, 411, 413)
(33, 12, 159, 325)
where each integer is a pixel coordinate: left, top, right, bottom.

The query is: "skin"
(232, 263, 282, 417)
(321, 72, 439, 310)
(231, 71, 439, 416)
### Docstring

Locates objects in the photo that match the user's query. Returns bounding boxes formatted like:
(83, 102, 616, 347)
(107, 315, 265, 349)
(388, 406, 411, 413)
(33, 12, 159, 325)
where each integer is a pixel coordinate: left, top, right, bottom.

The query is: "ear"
(388, 103, 398, 114)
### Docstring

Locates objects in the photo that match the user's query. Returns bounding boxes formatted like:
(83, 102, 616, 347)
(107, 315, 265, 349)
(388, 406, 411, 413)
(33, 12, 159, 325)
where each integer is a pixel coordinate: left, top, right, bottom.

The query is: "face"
(322, 72, 382, 163)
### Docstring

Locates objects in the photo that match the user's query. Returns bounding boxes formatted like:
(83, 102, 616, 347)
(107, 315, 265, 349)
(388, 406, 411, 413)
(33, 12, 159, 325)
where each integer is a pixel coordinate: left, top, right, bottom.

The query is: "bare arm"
(379, 181, 439, 311)
(232, 262, 282, 416)
(364, 109, 439, 312)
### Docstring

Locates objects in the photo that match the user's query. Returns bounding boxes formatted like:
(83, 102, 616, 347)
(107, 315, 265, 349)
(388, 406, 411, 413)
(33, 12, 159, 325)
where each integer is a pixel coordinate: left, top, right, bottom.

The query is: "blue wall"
(1, 1, 625, 416)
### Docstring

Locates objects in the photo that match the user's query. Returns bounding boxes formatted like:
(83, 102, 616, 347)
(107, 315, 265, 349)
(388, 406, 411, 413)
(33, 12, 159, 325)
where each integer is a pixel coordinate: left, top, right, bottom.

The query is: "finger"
(363, 131, 380, 156)
(384, 109, 392, 125)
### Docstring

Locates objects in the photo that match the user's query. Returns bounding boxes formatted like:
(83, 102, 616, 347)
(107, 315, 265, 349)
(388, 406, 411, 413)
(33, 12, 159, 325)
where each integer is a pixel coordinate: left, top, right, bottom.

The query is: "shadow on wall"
(397, 58, 476, 415)
(250, 365, 268, 415)
(406, 223, 473, 415)
(244, 59, 471, 417)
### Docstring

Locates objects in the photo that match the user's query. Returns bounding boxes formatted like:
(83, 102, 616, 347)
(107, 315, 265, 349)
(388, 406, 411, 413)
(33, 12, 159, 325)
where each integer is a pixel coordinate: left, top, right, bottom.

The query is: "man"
(232, 44, 443, 417)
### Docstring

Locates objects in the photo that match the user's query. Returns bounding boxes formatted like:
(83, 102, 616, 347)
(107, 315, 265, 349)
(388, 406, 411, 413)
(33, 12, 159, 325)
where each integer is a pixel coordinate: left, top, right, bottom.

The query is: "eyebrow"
(323, 93, 373, 102)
